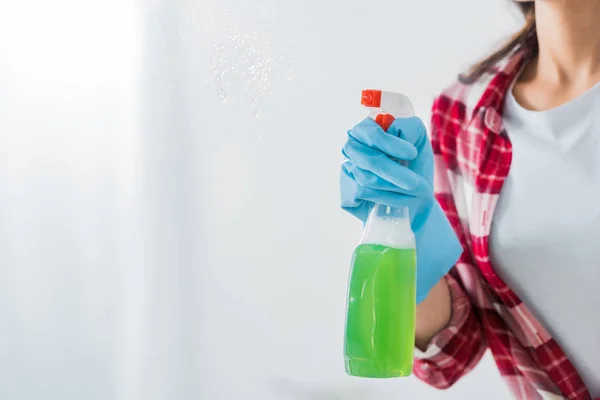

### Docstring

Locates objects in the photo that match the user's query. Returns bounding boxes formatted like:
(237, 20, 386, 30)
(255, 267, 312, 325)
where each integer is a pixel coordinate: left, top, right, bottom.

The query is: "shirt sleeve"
(411, 96, 487, 388)
(412, 274, 486, 388)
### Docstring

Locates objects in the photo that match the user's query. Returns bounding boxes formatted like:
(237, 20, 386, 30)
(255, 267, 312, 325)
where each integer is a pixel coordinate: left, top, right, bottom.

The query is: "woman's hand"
(340, 117, 463, 303)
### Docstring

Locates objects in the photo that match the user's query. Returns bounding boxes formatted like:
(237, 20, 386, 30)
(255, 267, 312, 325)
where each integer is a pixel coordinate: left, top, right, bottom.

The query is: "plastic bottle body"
(344, 205, 417, 378)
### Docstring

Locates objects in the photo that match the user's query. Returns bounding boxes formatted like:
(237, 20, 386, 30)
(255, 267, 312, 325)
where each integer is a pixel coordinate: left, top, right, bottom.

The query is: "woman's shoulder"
(432, 73, 498, 120)
(431, 49, 529, 132)
(428, 74, 497, 149)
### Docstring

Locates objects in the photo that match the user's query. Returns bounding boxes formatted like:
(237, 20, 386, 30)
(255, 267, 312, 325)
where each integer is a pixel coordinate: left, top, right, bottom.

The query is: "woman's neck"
(535, 0, 600, 85)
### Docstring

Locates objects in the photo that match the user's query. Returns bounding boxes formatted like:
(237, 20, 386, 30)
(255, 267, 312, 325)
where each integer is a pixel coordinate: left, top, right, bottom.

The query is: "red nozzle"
(362, 89, 394, 131)
(361, 89, 382, 108)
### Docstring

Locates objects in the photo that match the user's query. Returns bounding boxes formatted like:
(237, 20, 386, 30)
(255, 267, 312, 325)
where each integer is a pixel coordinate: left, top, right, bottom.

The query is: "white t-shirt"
(489, 79, 600, 396)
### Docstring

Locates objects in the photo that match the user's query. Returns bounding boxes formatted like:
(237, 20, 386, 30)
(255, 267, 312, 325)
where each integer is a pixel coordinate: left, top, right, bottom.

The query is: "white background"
(0, 0, 521, 399)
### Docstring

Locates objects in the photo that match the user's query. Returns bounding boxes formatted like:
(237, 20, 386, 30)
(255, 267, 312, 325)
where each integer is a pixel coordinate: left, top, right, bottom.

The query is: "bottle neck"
(360, 204, 415, 249)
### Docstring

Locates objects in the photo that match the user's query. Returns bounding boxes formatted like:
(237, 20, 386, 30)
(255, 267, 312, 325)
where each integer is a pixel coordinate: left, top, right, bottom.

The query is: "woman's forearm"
(415, 278, 452, 351)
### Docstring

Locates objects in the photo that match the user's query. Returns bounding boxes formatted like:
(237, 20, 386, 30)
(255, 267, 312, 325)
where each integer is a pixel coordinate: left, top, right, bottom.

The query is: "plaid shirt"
(412, 48, 596, 400)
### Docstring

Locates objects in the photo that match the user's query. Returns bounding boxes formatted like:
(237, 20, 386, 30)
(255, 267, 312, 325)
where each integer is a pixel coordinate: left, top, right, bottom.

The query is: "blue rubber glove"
(340, 117, 463, 304)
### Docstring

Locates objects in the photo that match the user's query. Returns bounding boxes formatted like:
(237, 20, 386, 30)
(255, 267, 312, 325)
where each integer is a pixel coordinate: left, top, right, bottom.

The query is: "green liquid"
(344, 244, 416, 378)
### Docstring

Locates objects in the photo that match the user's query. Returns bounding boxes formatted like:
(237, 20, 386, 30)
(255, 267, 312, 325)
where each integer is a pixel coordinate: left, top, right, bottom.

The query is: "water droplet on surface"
(218, 88, 228, 102)
(215, 68, 225, 82)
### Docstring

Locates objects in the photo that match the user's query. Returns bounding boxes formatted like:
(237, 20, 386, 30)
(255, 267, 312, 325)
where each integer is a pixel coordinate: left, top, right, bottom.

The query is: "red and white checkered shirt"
(412, 48, 596, 400)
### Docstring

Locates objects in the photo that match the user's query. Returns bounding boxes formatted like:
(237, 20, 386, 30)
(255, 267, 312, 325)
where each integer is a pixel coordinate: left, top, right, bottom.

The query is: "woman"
(340, 1, 600, 399)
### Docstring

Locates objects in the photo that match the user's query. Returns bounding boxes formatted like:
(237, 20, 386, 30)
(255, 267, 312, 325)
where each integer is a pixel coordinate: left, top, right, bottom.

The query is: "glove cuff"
(413, 202, 463, 304)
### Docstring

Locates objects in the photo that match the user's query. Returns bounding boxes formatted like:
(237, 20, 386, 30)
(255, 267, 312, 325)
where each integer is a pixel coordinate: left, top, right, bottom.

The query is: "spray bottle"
(344, 90, 417, 378)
